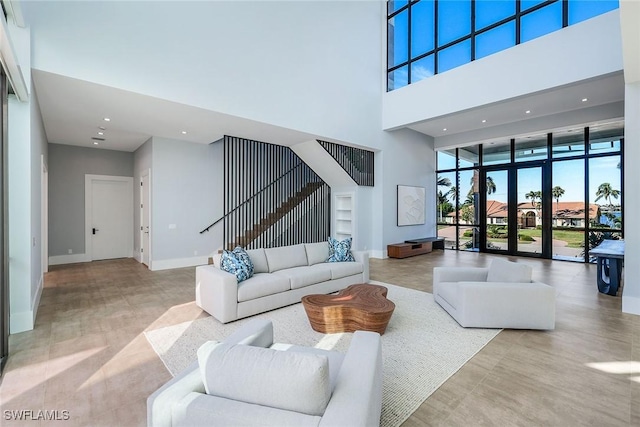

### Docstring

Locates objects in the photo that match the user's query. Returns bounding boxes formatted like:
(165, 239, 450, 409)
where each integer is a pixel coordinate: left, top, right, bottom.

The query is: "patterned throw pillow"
(220, 250, 250, 282)
(232, 246, 254, 277)
(327, 237, 355, 263)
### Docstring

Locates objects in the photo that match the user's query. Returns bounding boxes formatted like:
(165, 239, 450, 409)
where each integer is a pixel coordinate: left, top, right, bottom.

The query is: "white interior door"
(141, 171, 150, 266)
(86, 175, 133, 261)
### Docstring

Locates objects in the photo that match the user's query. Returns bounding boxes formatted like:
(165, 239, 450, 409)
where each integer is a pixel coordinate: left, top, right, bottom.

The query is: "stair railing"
(200, 162, 311, 234)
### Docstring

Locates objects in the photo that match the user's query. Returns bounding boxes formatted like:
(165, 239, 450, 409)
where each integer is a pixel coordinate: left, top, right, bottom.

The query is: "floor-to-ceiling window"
(387, 0, 619, 91)
(435, 121, 623, 263)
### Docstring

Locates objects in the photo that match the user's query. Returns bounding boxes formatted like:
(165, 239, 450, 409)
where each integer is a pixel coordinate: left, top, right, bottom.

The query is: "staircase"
(229, 182, 324, 248)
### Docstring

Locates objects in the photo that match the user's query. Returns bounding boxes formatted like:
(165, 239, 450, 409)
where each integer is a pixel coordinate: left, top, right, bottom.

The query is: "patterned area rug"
(144, 281, 501, 427)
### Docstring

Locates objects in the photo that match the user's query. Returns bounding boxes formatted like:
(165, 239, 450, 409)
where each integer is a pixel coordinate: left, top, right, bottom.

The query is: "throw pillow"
(486, 258, 532, 283)
(327, 237, 355, 263)
(220, 249, 250, 282)
(232, 246, 254, 277)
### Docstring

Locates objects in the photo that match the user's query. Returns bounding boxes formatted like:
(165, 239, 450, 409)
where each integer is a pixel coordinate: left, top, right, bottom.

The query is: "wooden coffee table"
(301, 284, 395, 334)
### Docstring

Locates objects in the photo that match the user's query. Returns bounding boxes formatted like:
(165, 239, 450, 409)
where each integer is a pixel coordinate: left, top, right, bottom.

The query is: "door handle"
(93, 228, 99, 235)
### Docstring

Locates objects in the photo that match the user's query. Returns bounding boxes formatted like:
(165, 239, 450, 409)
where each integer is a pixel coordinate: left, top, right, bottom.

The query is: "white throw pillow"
(264, 244, 308, 272)
(246, 248, 269, 273)
(197, 341, 331, 416)
(305, 242, 329, 266)
(486, 258, 532, 283)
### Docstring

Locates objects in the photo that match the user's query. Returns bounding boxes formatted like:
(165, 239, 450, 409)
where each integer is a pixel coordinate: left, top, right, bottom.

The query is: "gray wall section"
(150, 137, 222, 261)
(48, 144, 134, 257)
(31, 85, 48, 301)
(133, 138, 152, 258)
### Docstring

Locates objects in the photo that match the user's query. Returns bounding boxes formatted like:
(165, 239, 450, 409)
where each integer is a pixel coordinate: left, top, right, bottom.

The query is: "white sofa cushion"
(273, 265, 332, 290)
(486, 258, 532, 283)
(327, 261, 363, 280)
(237, 273, 290, 302)
(265, 244, 308, 272)
(271, 344, 345, 392)
(305, 242, 329, 265)
(246, 248, 269, 274)
(197, 341, 331, 416)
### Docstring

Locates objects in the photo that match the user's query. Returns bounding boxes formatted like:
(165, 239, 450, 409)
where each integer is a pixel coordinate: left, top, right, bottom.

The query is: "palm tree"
(467, 174, 496, 195)
(552, 186, 565, 221)
(437, 176, 452, 188)
(486, 176, 496, 195)
(448, 186, 457, 204)
(525, 190, 539, 207)
(595, 182, 620, 206)
(525, 190, 542, 216)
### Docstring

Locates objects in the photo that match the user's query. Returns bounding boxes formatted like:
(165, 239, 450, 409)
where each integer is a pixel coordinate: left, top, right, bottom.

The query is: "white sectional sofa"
(196, 242, 369, 323)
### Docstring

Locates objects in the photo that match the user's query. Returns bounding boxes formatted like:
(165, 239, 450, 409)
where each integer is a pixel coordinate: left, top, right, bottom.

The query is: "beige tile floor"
(0, 251, 638, 426)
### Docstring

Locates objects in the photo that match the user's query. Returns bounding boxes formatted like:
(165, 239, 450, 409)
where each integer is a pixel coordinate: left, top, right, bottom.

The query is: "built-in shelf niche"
(334, 192, 355, 246)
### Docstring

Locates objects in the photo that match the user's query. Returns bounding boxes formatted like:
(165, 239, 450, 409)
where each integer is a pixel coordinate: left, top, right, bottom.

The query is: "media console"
(387, 237, 444, 259)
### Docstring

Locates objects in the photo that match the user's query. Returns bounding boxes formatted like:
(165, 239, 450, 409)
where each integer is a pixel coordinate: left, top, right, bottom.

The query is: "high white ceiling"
(409, 72, 626, 144)
(32, 70, 318, 152)
(32, 69, 625, 154)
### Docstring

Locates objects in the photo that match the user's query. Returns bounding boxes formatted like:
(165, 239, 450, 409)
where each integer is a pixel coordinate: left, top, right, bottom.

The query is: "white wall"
(149, 138, 222, 270)
(24, 0, 384, 148)
(30, 82, 47, 316)
(8, 96, 32, 334)
(6, 21, 47, 334)
(622, 81, 640, 315)
(374, 129, 436, 258)
(133, 137, 152, 261)
(383, 10, 623, 130)
(22, 1, 448, 258)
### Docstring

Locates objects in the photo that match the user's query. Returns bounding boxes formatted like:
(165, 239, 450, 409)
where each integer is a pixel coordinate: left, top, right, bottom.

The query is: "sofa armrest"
(224, 318, 274, 348)
(320, 331, 382, 427)
(352, 251, 370, 283)
(457, 281, 556, 330)
(433, 267, 488, 295)
(147, 361, 204, 427)
(195, 265, 238, 323)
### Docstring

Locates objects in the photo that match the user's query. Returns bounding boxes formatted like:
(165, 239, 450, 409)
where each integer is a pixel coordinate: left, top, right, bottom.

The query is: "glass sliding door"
(552, 158, 586, 261)
(517, 166, 543, 254)
(484, 169, 509, 252)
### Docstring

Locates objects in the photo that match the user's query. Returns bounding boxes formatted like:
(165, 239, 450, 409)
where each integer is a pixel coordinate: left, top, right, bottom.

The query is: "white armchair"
(433, 258, 556, 330)
(147, 318, 383, 427)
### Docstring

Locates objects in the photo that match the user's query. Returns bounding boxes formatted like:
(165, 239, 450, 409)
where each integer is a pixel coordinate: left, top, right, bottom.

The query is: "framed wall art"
(397, 185, 425, 226)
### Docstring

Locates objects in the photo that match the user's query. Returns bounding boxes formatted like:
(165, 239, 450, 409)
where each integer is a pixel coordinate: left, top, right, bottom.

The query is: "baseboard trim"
(151, 256, 209, 271)
(370, 249, 386, 259)
(49, 253, 90, 265)
(622, 294, 640, 315)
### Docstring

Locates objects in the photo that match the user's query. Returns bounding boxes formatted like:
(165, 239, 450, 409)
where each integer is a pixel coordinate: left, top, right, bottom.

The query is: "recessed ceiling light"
(482, 119, 487, 123)
(582, 98, 588, 102)
(103, 117, 111, 122)
(93, 142, 99, 145)
(99, 126, 106, 130)
(181, 131, 187, 135)
(97, 131, 104, 136)
(443, 128, 447, 131)
(525, 110, 531, 114)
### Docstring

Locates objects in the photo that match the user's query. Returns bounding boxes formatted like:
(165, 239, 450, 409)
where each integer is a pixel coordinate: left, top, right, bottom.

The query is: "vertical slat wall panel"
(222, 136, 331, 250)
(317, 140, 375, 186)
